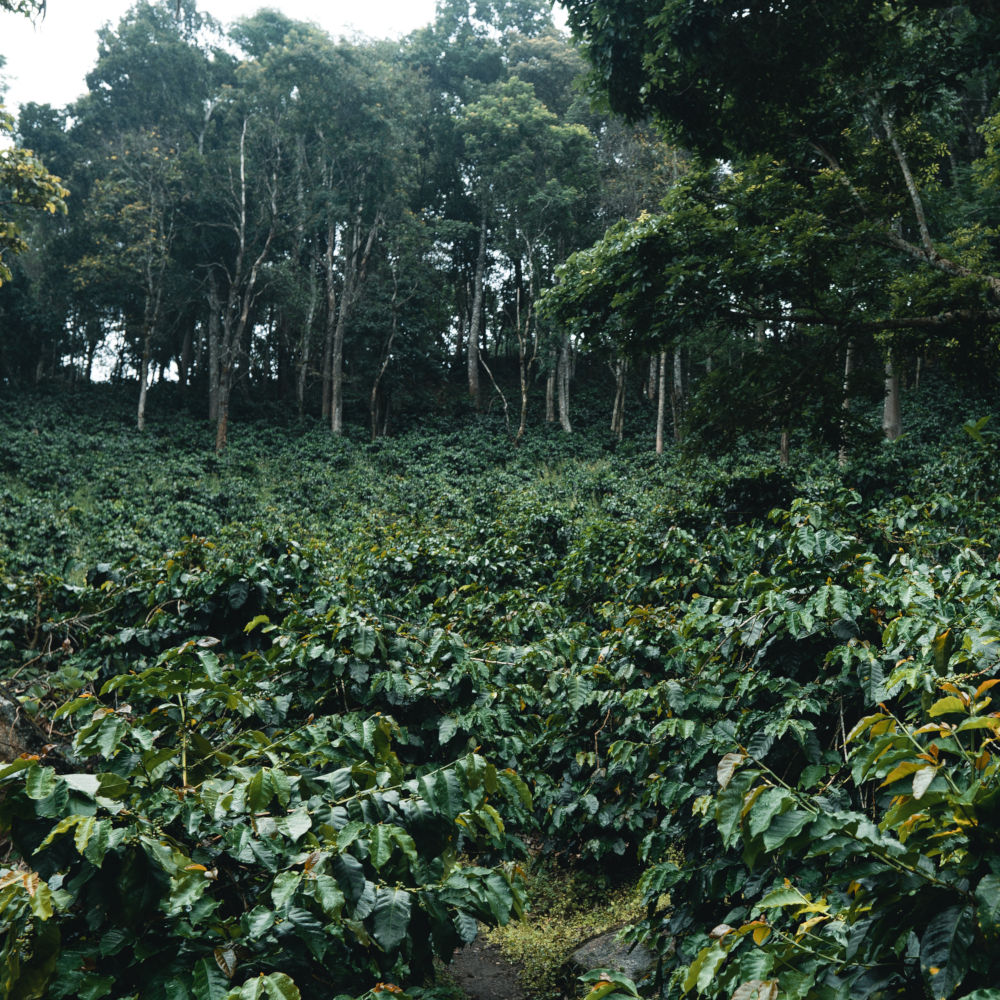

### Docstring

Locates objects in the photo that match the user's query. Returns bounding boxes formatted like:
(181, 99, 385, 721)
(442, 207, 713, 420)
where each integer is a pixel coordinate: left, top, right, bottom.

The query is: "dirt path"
(447, 938, 529, 1000)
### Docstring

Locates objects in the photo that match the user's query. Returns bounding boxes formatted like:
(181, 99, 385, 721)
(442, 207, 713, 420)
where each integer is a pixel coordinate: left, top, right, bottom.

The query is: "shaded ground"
(448, 938, 529, 1000)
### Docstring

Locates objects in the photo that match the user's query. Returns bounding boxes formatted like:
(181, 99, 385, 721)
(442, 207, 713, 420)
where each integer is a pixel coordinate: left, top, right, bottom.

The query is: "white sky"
(0, 0, 445, 114)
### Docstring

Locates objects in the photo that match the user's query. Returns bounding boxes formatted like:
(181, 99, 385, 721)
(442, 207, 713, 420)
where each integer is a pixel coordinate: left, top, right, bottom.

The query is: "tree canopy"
(544, 0, 1000, 452)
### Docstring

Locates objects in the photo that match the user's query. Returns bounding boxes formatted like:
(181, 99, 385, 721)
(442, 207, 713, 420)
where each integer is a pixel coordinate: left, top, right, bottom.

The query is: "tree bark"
(207, 274, 221, 424)
(838, 339, 855, 466)
(329, 213, 381, 435)
(610, 356, 627, 440)
(467, 208, 487, 410)
(137, 334, 151, 432)
(882, 355, 902, 440)
(655, 349, 667, 454)
(545, 355, 556, 421)
(670, 344, 684, 443)
(557, 334, 572, 433)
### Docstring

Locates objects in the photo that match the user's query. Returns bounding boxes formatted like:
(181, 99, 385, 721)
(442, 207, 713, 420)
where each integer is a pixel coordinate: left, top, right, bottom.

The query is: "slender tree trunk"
(207, 274, 221, 424)
(611, 357, 627, 440)
(513, 257, 538, 445)
(647, 355, 657, 400)
(557, 334, 572, 433)
(467, 208, 487, 410)
(331, 309, 347, 435)
(545, 350, 556, 423)
(137, 336, 151, 432)
(296, 277, 317, 417)
(838, 339, 855, 466)
(215, 366, 231, 453)
(321, 224, 337, 422)
(670, 344, 684, 443)
(213, 118, 278, 452)
(655, 349, 667, 454)
(780, 427, 790, 465)
(882, 355, 902, 440)
(179, 327, 192, 390)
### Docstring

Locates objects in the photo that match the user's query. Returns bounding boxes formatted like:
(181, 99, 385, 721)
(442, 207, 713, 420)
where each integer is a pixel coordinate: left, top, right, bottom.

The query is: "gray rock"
(570, 929, 655, 983)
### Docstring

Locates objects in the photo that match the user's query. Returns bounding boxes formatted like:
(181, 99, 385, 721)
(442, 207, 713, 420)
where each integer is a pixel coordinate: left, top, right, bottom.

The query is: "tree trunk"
(215, 365, 231, 454)
(545, 351, 556, 422)
(882, 355, 902, 440)
(670, 344, 684, 443)
(838, 339, 855, 466)
(321, 224, 337, 422)
(647, 355, 657, 400)
(296, 276, 317, 418)
(557, 334, 572, 433)
(137, 333, 151, 432)
(207, 268, 222, 425)
(655, 349, 667, 454)
(331, 309, 347, 435)
(179, 326, 193, 390)
(780, 427, 790, 465)
(467, 208, 487, 410)
(610, 357, 627, 440)
(325, 212, 381, 436)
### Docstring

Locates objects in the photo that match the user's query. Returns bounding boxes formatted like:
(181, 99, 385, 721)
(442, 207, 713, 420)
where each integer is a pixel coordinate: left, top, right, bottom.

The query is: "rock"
(570, 929, 655, 984)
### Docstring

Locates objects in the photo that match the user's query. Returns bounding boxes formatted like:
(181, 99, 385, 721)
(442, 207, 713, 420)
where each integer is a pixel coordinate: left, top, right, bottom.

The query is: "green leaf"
(975, 874, 1000, 941)
(271, 871, 300, 911)
(262, 974, 300, 1000)
(933, 630, 956, 674)
(276, 809, 311, 842)
(758, 886, 803, 910)
(921, 905, 973, 999)
(391, 827, 418, 864)
(762, 810, 811, 851)
(354, 624, 376, 658)
(370, 825, 393, 869)
(420, 770, 464, 819)
(244, 614, 270, 634)
(682, 942, 727, 995)
(439, 716, 458, 744)
(372, 886, 411, 952)
(226, 972, 302, 999)
(310, 874, 345, 919)
(193, 957, 231, 1000)
(929, 696, 966, 717)
(861, 659, 885, 704)
(25, 765, 58, 800)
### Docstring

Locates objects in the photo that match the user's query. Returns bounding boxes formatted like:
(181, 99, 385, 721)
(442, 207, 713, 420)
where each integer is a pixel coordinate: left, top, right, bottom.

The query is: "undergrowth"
(483, 863, 645, 1000)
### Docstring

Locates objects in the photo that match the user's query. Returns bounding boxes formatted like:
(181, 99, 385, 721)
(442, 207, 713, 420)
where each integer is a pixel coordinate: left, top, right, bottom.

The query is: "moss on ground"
(482, 863, 645, 999)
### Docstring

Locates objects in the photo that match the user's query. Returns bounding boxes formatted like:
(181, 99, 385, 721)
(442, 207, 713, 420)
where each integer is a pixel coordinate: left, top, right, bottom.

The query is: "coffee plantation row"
(2, 383, 1000, 1000)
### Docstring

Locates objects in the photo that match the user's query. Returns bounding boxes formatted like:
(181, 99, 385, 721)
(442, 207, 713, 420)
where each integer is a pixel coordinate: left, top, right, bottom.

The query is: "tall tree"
(557, 0, 1000, 447)
(459, 76, 597, 439)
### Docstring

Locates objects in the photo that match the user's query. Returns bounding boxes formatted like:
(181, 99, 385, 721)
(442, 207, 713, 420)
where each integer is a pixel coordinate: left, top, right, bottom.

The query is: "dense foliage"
(0, 0, 680, 449)
(1, 381, 1000, 999)
(548, 0, 1000, 452)
(5, 1, 1000, 998)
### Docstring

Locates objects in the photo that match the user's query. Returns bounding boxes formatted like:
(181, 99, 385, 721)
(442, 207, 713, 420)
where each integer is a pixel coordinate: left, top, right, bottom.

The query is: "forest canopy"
(4, 2, 1000, 1000)
(8, 0, 997, 458)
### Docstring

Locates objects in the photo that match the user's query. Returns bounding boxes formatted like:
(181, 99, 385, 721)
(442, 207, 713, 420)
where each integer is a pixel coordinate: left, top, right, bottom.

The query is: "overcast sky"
(0, 0, 449, 114)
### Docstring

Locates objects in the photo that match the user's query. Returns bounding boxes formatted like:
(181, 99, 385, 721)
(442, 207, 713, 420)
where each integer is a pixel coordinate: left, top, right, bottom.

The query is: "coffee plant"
(3, 383, 1000, 998)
